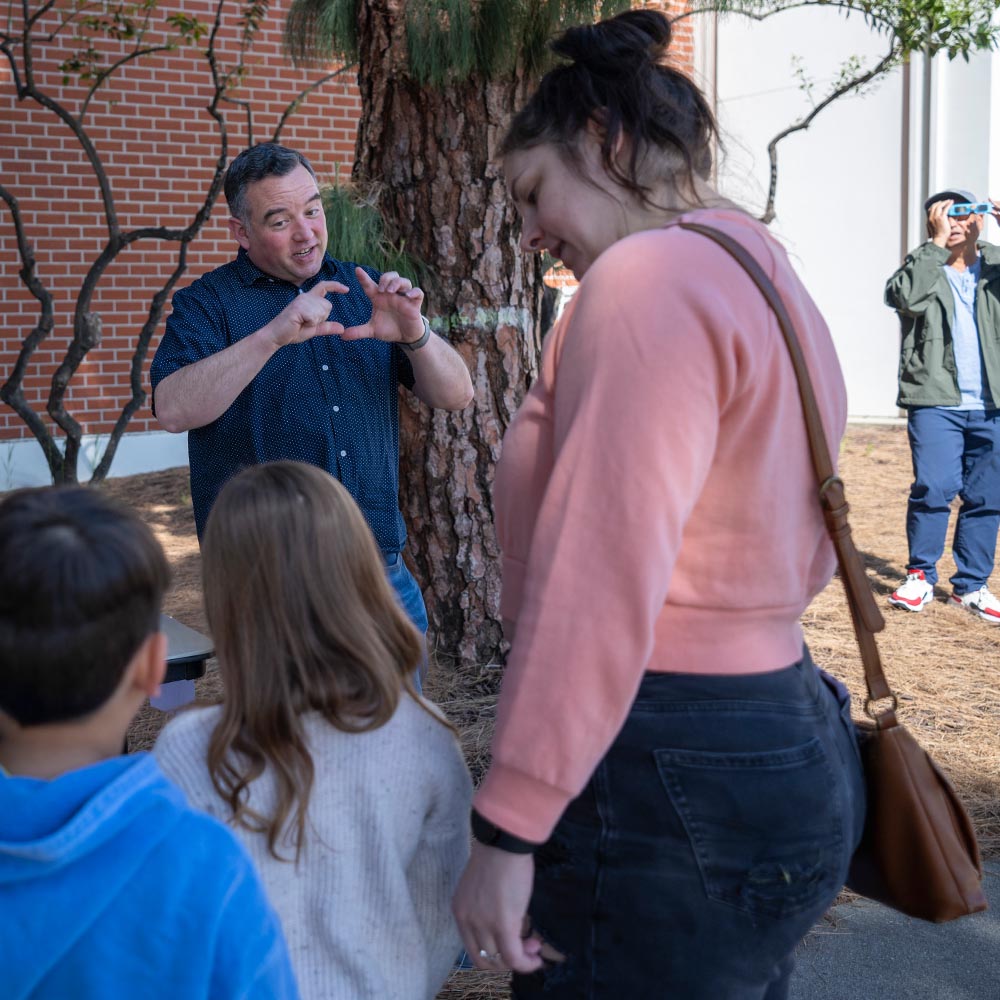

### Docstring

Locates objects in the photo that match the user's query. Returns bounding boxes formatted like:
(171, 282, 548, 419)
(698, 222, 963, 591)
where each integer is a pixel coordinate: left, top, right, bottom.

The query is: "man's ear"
(130, 631, 168, 700)
(228, 215, 251, 251)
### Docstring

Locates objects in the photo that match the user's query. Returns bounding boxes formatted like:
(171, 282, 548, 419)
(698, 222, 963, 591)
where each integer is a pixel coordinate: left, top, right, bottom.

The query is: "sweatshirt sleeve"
(885, 241, 950, 315)
(475, 230, 740, 843)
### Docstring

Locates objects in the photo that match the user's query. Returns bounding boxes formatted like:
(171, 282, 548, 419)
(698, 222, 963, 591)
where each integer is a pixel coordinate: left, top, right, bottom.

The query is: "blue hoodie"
(0, 751, 299, 999)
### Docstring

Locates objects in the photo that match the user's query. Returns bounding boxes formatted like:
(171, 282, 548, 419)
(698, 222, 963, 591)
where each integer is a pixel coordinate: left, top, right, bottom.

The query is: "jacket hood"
(0, 753, 187, 997)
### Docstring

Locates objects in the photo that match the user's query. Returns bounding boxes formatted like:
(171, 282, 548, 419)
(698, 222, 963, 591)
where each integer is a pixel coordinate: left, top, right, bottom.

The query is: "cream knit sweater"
(154, 695, 472, 1000)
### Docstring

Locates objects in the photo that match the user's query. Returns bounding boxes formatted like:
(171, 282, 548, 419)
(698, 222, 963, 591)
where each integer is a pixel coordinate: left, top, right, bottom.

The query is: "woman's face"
(504, 139, 629, 279)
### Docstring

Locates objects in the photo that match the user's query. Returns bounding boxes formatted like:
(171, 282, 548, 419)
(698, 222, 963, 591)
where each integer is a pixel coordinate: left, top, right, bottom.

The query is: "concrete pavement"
(789, 864, 1000, 999)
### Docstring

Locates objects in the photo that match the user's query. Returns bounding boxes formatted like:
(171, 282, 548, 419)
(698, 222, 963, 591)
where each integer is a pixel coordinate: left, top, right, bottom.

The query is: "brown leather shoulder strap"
(675, 220, 894, 711)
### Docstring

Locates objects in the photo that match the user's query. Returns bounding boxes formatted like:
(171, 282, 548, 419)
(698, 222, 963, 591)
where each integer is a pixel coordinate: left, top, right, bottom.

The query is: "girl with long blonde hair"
(156, 460, 471, 1000)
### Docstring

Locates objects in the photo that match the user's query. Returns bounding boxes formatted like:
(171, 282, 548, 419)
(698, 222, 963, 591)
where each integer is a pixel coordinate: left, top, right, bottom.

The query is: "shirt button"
(322, 364, 329, 371)
(340, 450, 347, 458)
(333, 405, 340, 412)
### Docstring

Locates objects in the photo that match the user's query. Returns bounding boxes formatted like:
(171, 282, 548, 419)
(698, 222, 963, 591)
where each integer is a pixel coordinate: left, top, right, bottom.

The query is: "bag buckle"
(864, 693, 899, 725)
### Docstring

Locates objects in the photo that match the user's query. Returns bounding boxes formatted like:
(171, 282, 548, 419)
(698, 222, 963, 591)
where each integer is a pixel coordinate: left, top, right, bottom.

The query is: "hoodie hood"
(0, 752, 183, 882)
(0, 753, 187, 997)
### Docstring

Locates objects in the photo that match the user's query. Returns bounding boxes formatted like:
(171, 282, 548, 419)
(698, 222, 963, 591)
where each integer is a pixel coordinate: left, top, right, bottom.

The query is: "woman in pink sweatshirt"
(452, 9, 865, 999)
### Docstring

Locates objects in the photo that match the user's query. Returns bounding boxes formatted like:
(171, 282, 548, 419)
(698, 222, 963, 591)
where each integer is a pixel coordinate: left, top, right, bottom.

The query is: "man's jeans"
(906, 406, 1000, 592)
(384, 551, 428, 690)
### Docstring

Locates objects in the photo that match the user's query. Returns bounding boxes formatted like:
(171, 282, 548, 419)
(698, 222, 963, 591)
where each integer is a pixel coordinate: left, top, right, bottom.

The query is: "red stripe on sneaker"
(894, 593, 927, 607)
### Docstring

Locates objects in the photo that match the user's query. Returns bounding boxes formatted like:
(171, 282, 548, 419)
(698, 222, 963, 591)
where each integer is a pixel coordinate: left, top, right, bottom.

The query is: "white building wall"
(0, 430, 188, 491)
(697, 8, 1000, 419)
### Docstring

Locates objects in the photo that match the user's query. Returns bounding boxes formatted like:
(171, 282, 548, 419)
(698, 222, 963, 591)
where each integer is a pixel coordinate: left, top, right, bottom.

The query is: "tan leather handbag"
(676, 219, 987, 923)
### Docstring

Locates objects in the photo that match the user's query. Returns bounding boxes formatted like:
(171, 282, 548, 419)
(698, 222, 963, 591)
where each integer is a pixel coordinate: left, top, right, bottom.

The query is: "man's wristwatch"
(471, 808, 540, 854)
(402, 315, 432, 352)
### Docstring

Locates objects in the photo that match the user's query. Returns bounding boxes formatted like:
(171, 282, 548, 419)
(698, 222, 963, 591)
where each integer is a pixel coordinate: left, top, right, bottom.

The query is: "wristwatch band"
(471, 808, 540, 855)
(402, 315, 432, 352)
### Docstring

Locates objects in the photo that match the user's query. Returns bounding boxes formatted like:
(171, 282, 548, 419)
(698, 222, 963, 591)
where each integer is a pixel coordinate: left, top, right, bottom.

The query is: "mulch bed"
(96, 423, 1000, 1000)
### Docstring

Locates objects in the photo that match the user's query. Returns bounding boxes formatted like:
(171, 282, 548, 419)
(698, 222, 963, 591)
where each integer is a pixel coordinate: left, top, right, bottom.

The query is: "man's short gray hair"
(224, 143, 317, 224)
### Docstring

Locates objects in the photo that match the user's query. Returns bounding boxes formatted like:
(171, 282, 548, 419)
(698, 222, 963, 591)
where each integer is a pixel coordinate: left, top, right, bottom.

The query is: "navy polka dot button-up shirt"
(150, 249, 415, 550)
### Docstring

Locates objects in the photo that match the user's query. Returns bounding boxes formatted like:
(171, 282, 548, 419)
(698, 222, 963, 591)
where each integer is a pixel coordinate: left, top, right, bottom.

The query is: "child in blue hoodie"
(0, 485, 299, 1000)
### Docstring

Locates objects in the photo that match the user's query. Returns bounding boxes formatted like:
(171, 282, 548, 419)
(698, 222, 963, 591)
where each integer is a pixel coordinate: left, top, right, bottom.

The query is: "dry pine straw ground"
(100, 423, 1000, 1000)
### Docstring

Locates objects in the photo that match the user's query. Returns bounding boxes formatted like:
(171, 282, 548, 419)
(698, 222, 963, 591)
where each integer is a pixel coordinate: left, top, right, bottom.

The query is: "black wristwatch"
(471, 808, 540, 855)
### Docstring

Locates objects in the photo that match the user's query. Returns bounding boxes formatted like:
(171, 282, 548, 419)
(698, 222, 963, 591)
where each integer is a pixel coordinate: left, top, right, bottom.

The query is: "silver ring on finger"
(478, 948, 502, 961)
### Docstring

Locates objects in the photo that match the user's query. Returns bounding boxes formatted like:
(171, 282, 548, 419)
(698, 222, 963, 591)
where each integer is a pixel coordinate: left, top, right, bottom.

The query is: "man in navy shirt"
(151, 144, 473, 635)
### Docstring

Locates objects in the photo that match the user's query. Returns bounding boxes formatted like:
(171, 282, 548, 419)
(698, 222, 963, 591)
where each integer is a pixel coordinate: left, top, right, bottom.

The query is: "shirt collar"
(233, 247, 336, 290)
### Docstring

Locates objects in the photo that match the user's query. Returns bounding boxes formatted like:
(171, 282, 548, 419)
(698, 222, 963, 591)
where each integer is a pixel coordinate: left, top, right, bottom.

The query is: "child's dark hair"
(202, 461, 427, 862)
(500, 9, 717, 207)
(0, 486, 169, 726)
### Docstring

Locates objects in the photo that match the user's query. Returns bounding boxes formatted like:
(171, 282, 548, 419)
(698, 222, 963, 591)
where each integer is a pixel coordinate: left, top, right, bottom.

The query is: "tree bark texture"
(355, 2, 544, 666)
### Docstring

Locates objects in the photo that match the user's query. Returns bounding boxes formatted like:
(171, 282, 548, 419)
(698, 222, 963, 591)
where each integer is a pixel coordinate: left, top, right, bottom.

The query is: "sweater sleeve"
(406, 714, 473, 996)
(475, 230, 740, 843)
(885, 241, 950, 315)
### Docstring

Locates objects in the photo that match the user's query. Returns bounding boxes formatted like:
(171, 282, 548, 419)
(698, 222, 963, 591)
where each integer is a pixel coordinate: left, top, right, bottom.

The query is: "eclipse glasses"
(947, 202, 993, 217)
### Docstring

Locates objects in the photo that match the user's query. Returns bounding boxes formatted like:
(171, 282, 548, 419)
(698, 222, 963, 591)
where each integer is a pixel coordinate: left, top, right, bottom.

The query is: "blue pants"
(905, 407, 1000, 592)
(384, 551, 428, 691)
(512, 652, 865, 1000)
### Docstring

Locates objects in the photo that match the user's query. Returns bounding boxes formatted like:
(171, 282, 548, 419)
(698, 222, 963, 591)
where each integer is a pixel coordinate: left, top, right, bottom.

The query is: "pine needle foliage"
(322, 182, 426, 284)
(285, 0, 357, 67)
(285, 0, 631, 85)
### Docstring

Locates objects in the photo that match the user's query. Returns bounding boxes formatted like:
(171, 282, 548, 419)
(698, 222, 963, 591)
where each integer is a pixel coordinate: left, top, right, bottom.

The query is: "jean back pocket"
(654, 738, 843, 921)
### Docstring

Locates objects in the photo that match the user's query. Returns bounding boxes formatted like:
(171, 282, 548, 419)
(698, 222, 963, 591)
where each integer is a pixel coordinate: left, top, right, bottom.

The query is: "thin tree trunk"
(355, 2, 543, 665)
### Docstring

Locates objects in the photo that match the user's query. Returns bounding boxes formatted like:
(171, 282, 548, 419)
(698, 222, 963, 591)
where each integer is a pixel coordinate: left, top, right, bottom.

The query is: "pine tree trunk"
(355, 3, 543, 665)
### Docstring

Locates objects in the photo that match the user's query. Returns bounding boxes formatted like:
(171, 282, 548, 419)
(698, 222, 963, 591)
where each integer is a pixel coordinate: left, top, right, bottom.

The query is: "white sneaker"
(888, 569, 934, 612)
(950, 585, 1000, 624)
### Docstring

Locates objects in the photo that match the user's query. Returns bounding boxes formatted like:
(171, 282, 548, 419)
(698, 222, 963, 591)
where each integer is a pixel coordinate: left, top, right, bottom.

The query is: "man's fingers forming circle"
(309, 280, 348, 297)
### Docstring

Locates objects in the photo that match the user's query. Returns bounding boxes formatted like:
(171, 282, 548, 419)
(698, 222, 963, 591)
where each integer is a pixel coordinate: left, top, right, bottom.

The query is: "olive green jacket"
(885, 240, 1000, 408)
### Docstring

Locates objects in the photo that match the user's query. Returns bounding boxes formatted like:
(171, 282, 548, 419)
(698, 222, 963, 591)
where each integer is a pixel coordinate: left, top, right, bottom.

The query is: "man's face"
(931, 199, 984, 252)
(228, 164, 328, 285)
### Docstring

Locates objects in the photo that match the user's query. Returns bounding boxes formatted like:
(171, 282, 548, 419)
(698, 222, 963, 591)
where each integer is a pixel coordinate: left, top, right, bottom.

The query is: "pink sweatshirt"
(476, 210, 848, 844)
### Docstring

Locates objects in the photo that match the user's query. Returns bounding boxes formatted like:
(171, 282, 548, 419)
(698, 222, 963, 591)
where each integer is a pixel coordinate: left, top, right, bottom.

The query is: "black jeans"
(513, 650, 865, 1000)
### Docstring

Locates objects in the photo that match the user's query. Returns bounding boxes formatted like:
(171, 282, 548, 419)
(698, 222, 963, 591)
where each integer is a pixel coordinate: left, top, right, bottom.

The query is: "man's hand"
(264, 280, 349, 349)
(929, 199, 953, 247)
(452, 841, 545, 974)
(990, 198, 1000, 228)
(341, 267, 426, 344)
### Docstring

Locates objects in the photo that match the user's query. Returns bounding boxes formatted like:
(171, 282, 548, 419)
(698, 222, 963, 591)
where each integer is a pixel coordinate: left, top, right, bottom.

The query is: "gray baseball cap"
(924, 188, 978, 212)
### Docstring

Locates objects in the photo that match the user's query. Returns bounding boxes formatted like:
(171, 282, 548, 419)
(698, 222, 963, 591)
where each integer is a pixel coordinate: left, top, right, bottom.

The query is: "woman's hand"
(452, 841, 545, 974)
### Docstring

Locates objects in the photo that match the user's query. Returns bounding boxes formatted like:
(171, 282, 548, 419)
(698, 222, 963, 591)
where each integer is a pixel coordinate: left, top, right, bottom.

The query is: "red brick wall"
(1, 1, 694, 447)
(0, 0, 359, 441)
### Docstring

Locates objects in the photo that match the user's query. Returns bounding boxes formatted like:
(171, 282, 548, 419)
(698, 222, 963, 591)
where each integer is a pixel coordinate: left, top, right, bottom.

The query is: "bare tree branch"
(0, 183, 63, 479)
(273, 63, 354, 141)
(676, 0, 897, 36)
(760, 43, 897, 222)
(80, 43, 173, 119)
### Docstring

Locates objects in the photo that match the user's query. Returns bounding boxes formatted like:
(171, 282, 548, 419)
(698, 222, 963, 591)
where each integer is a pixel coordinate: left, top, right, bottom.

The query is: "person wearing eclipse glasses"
(886, 188, 1000, 623)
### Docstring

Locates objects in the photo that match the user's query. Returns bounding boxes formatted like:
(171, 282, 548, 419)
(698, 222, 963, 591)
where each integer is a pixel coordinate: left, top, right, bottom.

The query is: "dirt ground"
(100, 422, 1000, 1000)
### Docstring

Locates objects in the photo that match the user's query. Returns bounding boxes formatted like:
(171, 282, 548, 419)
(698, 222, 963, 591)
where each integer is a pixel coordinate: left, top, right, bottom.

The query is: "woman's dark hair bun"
(552, 9, 671, 75)
(501, 7, 717, 205)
